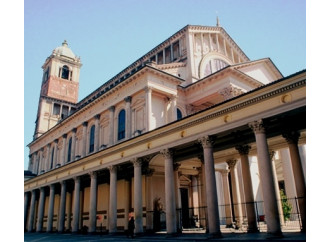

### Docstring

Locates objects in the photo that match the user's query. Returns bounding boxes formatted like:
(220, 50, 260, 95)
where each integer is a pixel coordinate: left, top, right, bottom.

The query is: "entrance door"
(180, 188, 190, 228)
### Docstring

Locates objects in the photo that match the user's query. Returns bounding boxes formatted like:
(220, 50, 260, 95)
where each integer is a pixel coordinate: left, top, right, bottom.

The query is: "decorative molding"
(235, 145, 251, 156)
(282, 130, 300, 145)
(226, 159, 237, 169)
(131, 158, 143, 167)
(198, 136, 214, 149)
(248, 120, 265, 134)
(160, 148, 173, 160)
(219, 85, 244, 101)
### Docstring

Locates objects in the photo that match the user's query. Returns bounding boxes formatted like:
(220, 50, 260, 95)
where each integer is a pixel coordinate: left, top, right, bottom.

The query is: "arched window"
(50, 147, 54, 169)
(118, 109, 126, 140)
(67, 137, 72, 162)
(203, 58, 228, 77)
(61, 65, 69, 80)
(89, 125, 95, 153)
(177, 108, 183, 120)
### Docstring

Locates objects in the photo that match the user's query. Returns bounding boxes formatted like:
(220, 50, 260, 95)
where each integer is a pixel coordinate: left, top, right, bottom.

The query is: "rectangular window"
(165, 46, 171, 64)
(53, 103, 60, 115)
(157, 51, 163, 64)
(173, 41, 179, 60)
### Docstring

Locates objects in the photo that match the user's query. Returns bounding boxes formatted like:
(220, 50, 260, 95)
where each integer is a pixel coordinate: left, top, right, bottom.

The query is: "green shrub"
(280, 189, 292, 221)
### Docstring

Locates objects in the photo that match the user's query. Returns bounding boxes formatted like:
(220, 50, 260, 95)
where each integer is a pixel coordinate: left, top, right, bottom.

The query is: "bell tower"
(34, 40, 82, 139)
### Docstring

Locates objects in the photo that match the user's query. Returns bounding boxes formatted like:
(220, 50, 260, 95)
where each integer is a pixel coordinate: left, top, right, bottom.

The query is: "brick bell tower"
(33, 40, 82, 139)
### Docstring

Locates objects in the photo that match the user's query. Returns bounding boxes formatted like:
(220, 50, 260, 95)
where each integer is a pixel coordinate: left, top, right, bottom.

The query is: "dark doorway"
(180, 188, 190, 228)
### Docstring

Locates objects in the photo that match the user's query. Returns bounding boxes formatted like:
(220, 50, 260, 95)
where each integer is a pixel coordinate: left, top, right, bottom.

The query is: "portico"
(24, 70, 306, 235)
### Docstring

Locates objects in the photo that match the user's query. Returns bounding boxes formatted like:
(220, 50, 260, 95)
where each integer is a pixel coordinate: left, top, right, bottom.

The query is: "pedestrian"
(128, 214, 135, 238)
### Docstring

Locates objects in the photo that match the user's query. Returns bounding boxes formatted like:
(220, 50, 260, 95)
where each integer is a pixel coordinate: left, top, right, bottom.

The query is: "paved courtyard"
(24, 232, 306, 241)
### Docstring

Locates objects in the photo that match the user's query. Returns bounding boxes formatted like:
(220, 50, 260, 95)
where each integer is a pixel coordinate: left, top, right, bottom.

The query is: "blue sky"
(23, 0, 306, 169)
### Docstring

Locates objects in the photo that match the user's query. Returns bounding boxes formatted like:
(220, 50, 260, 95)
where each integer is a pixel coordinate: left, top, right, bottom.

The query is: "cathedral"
(24, 22, 306, 236)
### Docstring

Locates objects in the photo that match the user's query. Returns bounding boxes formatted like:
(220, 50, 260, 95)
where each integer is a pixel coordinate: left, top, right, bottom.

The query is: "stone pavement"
(24, 232, 306, 241)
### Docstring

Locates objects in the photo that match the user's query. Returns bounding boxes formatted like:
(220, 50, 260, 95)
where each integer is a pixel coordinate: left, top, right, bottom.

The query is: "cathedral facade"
(24, 24, 306, 235)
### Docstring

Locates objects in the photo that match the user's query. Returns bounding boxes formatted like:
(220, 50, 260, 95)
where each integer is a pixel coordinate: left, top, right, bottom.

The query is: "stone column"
(226, 159, 243, 228)
(109, 106, 115, 146)
(24, 192, 30, 230)
(72, 176, 81, 233)
(82, 122, 88, 157)
(58, 180, 67, 233)
(161, 149, 177, 234)
(94, 115, 100, 152)
(71, 128, 77, 161)
(283, 131, 306, 231)
(174, 163, 182, 232)
(219, 169, 233, 226)
(89, 171, 98, 233)
(145, 87, 152, 132)
(270, 151, 285, 226)
(47, 184, 55, 232)
(109, 165, 118, 234)
(236, 145, 258, 232)
(28, 190, 36, 232)
(132, 158, 143, 234)
(198, 136, 221, 236)
(249, 120, 282, 235)
(125, 96, 132, 139)
(36, 187, 46, 232)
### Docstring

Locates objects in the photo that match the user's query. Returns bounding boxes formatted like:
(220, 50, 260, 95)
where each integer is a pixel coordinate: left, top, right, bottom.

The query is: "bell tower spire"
(34, 41, 82, 139)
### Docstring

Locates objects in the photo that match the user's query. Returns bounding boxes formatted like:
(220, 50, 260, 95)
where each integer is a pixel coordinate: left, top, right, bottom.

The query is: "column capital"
(83, 121, 88, 127)
(145, 167, 155, 177)
(198, 136, 214, 149)
(39, 186, 45, 192)
(226, 159, 237, 169)
(219, 168, 230, 176)
(109, 105, 115, 112)
(94, 114, 101, 120)
(248, 120, 265, 134)
(54, 139, 59, 144)
(173, 162, 181, 171)
(144, 86, 152, 93)
(49, 184, 55, 190)
(124, 96, 132, 103)
(62, 134, 67, 139)
(108, 165, 117, 172)
(160, 148, 173, 159)
(72, 128, 77, 133)
(89, 171, 97, 179)
(131, 158, 143, 167)
(282, 130, 300, 144)
(235, 145, 251, 155)
(73, 176, 80, 183)
(60, 180, 66, 186)
(47, 143, 51, 148)
(269, 150, 276, 160)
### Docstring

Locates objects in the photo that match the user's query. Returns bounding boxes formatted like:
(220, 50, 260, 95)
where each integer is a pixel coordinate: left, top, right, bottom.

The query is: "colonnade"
(25, 119, 305, 235)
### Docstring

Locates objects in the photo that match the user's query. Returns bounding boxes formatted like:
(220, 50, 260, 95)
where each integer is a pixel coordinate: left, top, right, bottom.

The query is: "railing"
(146, 197, 304, 233)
